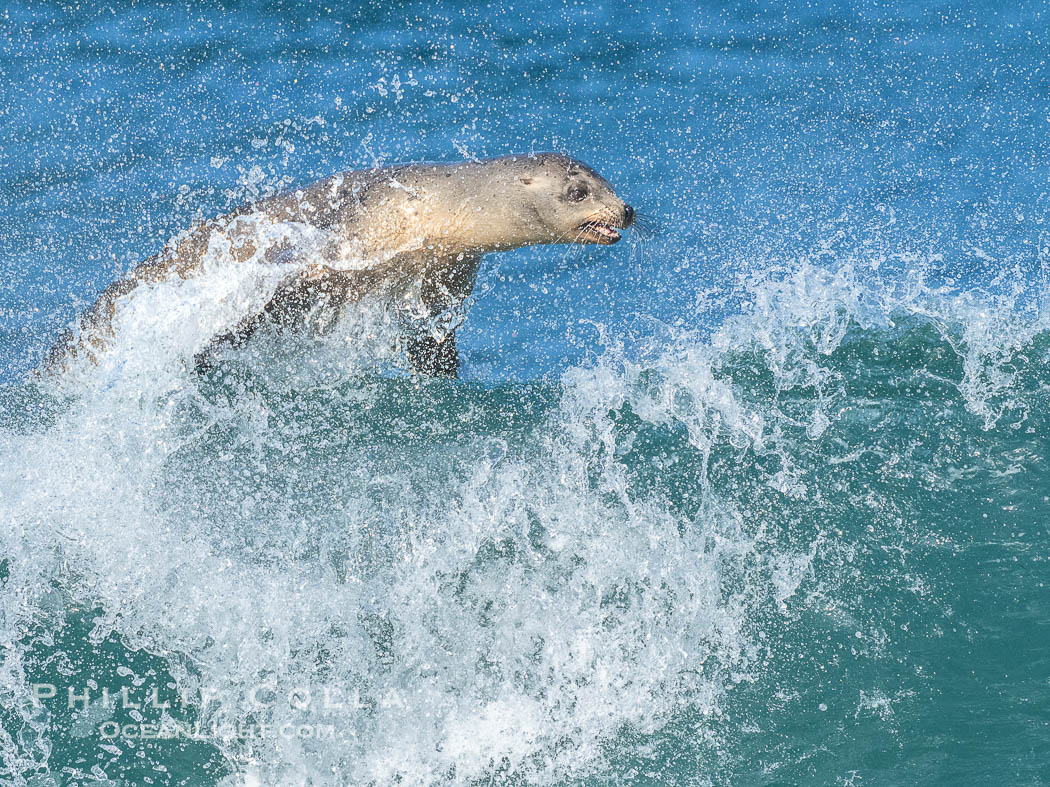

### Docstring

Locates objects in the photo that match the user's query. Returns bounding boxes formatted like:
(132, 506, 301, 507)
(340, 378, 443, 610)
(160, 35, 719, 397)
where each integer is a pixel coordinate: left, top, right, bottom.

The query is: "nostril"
(623, 204, 635, 227)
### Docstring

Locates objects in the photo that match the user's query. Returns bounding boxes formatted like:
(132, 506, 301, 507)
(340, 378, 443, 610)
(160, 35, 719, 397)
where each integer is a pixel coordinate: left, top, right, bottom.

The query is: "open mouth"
(578, 221, 622, 244)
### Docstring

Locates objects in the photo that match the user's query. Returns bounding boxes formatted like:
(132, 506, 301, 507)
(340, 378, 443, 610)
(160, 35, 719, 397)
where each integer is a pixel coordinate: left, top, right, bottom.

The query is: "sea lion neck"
(369, 159, 541, 255)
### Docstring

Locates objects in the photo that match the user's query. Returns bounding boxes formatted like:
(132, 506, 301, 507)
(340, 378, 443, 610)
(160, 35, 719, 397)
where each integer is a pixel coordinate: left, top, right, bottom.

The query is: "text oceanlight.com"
(97, 720, 337, 741)
(29, 682, 410, 741)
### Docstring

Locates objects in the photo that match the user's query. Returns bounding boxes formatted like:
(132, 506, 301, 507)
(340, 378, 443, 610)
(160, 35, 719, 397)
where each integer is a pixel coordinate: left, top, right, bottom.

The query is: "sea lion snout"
(623, 204, 635, 228)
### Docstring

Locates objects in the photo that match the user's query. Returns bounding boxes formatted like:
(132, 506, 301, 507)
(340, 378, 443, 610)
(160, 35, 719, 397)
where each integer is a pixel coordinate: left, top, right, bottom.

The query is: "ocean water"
(2, 1, 1050, 784)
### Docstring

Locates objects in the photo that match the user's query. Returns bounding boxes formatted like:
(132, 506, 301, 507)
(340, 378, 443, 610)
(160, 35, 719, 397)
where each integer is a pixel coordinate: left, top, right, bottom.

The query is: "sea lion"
(47, 153, 635, 378)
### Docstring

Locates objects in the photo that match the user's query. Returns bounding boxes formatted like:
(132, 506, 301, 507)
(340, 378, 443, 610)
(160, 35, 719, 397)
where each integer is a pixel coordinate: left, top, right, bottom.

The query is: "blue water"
(3, 1, 1050, 784)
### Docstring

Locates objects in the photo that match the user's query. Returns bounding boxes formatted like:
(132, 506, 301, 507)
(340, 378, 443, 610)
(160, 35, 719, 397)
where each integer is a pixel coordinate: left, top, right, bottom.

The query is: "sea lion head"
(508, 153, 635, 246)
(397, 154, 635, 254)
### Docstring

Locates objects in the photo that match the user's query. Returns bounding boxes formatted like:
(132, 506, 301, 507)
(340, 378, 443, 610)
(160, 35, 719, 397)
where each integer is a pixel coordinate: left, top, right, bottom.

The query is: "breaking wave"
(3, 257, 1048, 784)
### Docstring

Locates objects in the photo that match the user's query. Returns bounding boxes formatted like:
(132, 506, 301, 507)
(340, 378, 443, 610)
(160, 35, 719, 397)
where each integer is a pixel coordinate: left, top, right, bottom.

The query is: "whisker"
(629, 211, 662, 240)
(553, 225, 594, 271)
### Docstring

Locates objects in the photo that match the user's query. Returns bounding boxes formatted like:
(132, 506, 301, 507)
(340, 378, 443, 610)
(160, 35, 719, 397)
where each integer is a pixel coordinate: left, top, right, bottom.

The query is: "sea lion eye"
(567, 184, 588, 202)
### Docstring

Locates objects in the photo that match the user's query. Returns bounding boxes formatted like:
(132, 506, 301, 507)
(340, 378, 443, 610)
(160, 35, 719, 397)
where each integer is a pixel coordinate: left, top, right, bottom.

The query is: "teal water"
(3, 2, 1050, 785)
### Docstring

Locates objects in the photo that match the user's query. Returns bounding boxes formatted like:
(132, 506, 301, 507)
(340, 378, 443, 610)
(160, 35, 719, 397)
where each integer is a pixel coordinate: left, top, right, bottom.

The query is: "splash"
(3, 259, 1049, 784)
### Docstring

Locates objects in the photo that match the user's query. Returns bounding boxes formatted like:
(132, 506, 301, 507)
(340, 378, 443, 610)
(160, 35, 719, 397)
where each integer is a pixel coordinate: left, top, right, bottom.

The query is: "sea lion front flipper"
(194, 265, 374, 372)
(401, 254, 480, 378)
(193, 308, 269, 373)
(193, 272, 317, 373)
(405, 330, 458, 378)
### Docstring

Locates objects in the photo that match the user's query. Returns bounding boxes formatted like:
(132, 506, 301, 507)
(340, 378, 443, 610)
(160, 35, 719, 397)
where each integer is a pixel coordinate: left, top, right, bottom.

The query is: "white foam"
(3, 256, 1048, 784)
